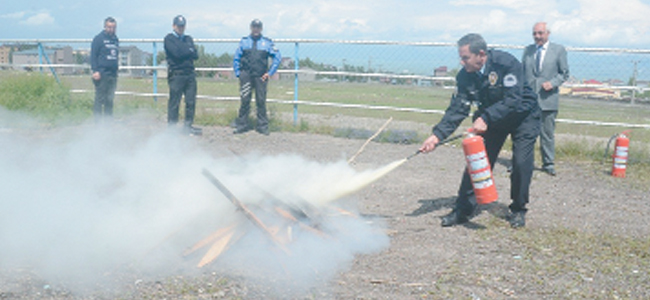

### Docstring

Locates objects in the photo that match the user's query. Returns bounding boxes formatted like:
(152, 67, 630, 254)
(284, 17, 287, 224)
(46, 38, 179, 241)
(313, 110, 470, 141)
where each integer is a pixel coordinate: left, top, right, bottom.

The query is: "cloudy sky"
(2, 0, 650, 48)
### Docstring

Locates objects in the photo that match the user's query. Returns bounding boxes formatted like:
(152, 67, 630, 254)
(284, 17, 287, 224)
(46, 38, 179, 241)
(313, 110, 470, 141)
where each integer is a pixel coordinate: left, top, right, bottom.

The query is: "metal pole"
(293, 42, 299, 126)
(37, 43, 43, 73)
(41, 48, 61, 85)
(153, 41, 158, 102)
(631, 60, 638, 105)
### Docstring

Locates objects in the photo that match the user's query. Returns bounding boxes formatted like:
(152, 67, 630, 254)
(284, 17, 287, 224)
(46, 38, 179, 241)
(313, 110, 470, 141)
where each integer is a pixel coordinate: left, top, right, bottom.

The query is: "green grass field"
(2, 71, 649, 179)
(50, 74, 650, 139)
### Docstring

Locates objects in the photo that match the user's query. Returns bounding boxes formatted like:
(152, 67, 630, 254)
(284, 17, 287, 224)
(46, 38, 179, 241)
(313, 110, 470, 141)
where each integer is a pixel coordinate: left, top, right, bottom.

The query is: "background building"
(0, 46, 12, 65)
(12, 46, 74, 75)
(119, 46, 151, 77)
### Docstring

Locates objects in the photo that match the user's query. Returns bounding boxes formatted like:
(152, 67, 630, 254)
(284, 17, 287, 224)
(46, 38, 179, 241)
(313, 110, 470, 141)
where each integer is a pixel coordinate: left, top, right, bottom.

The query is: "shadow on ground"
(406, 197, 514, 229)
(406, 197, 456, 217)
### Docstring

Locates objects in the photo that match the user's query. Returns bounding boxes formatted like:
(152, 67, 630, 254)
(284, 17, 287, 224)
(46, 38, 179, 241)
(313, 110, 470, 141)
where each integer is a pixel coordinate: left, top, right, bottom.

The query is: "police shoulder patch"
(503, 74, 517, 87)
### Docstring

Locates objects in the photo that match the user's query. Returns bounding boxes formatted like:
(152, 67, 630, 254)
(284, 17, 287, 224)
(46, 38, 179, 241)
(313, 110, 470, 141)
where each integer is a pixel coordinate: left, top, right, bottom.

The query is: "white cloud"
(0, 11, 26, 19)
(434, 0, 650, 46)
(267, 1, 374, 37)
(4, 0, 650, 47)
(549, 0, 650, 46)
(20, 12, 55, 26)
(451, 0, 558, 15)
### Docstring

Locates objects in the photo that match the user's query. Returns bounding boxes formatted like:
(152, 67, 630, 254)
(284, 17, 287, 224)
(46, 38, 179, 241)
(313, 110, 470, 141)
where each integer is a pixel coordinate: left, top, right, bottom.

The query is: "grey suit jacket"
(522, 42, 570, 111)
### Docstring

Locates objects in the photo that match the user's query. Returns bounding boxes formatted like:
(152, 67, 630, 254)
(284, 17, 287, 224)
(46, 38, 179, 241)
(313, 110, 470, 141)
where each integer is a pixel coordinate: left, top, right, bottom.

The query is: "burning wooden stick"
(334, 207, 359, 218)
(202, 168, 290, 254)
(197, 230, 244, 268)
(183, 222, 240, 257)
(274, 207, 328, 237)
(348, 117, 393, 164)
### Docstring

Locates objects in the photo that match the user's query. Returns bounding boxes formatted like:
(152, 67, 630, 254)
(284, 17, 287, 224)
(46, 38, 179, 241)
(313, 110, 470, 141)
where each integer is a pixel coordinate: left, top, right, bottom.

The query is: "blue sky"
(2, 0, 650, 48)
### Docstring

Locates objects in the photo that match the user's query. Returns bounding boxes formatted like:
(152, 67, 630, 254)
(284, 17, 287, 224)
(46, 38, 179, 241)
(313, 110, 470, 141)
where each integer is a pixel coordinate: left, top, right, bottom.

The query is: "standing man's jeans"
(168, 72, 197, 127)
(540, 110, 558, 171)
(93, 74, 117, 119)
(236, 71, 268, 133)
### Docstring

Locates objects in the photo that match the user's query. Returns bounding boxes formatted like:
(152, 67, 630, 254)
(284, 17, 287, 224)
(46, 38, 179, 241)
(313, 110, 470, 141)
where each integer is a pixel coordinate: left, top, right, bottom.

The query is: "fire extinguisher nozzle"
(406, 150, 422, 160)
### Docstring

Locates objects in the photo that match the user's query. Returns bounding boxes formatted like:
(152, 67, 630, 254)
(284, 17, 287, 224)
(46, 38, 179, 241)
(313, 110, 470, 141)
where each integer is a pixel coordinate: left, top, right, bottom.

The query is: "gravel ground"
(202, 126, 650, 299)
(1, 121, 649, 299)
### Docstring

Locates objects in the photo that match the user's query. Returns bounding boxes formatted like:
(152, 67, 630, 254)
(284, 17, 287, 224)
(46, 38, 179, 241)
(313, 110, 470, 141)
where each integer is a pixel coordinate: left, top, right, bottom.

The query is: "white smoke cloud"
(0, 109, 389, 296)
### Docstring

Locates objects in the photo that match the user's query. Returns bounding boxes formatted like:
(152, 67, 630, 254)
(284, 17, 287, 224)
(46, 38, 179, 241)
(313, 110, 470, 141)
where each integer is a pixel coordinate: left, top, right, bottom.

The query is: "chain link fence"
(1, 38, 650, 113)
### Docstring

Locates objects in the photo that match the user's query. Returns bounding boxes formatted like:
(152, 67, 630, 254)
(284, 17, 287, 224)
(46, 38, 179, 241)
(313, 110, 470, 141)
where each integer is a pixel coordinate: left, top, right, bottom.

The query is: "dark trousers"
(236, 71, 268, 132)
(168, 73, 197, 126)
(93, 74, 117, 119)
(455, 110, 541, 216)
(540, 110, 558, 169)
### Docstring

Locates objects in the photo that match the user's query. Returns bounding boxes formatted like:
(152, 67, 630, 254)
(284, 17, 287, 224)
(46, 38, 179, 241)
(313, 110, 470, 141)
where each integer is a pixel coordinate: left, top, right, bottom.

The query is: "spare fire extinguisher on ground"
(462, 131, 498, 204)
(605, 130, 631, 178)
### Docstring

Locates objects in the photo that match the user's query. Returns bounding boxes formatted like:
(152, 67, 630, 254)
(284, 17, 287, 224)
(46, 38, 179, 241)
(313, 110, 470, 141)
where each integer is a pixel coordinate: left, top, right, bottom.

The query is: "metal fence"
(1, 38, 650, 128)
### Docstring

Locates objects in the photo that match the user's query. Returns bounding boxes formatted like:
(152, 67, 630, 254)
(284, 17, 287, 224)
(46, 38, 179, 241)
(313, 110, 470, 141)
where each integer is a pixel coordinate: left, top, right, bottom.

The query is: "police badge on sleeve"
(504, 74, 517, 87)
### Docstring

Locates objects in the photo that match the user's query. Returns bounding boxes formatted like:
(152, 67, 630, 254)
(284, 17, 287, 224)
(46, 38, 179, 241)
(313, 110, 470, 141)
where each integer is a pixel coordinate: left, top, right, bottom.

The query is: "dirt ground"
(2, 123, 649, 299)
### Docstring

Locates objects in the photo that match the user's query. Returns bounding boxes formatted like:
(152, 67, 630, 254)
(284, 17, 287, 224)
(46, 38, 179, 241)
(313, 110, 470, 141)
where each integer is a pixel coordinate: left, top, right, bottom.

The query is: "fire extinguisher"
(605, 130, 631, 178)
(462, 131, 498, 204)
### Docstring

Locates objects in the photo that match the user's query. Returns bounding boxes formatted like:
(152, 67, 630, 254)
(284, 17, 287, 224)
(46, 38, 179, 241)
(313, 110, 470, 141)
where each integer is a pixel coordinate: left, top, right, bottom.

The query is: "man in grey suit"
(522, 22, 569, 176)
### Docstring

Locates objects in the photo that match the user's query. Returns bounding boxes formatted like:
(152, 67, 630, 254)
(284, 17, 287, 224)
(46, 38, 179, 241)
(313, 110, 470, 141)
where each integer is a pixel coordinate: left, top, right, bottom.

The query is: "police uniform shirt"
(233, 35, 281, 77)
(164, 31, 198, 72)
(432, 49, 539, 141)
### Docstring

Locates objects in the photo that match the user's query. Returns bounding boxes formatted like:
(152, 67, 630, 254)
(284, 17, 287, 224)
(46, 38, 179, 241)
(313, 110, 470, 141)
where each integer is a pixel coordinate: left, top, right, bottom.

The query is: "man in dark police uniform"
(164, 15, 201, 135)
(419, 33, 541, 228)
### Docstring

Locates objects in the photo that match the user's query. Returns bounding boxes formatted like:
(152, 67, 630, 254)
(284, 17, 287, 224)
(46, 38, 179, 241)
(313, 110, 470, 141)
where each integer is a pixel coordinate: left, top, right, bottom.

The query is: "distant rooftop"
(13, 49, 57, 55)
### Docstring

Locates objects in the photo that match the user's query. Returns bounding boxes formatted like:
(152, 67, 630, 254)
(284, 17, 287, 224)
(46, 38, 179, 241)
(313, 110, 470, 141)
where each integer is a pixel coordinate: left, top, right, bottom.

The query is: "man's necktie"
(535, 45, 543, 72)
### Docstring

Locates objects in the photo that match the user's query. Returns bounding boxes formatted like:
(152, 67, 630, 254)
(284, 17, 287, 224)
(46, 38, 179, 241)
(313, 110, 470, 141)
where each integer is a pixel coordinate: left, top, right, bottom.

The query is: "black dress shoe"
(542, 166, 556, 176)
(441, 210, 470, 227)
(184, 125, 202, 136)
(509, 211, 526, 228)
(256, 128, 270, 136)
(233, 127, 250, 134)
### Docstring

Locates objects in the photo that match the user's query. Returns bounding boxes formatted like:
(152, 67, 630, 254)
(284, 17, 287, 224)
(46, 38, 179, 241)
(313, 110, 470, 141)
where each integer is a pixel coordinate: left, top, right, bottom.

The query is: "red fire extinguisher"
(462, 131, 498, 204)
(610, 130, 631, 178)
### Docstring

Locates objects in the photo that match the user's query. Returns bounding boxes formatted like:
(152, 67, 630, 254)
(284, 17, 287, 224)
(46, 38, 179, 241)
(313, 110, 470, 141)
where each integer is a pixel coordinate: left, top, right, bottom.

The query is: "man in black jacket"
(91, 17, 119, 121)
(164, 15, 201, 135)
(419, 33, 541, 228)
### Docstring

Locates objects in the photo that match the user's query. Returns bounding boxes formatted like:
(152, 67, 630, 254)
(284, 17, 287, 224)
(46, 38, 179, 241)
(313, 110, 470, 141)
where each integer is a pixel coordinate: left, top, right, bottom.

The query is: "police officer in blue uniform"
(91, 17, 119, 121)
(420, 33, 541, 228)
(164, 15, 201, 135)
(233, 19, 281, 135)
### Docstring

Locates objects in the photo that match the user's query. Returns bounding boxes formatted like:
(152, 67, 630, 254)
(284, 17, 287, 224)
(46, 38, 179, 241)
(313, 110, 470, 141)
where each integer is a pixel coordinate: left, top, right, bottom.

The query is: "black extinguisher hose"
(603, 134, 618, 164)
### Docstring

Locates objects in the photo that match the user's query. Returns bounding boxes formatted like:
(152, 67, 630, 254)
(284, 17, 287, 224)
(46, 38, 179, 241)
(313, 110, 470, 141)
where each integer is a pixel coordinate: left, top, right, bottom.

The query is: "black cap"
(173, 15, 186, 26)
(250, 19, 263, 28)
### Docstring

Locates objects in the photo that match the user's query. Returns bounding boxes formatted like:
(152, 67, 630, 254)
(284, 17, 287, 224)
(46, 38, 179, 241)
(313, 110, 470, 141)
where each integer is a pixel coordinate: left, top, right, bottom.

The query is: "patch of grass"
(0, 73, 92, 123)
(333, 128, 374, 140)
(271, 116, 334, 135)
(555, 138, 650, 186)
(435, 222, 650, 299)
(510, 227, 650, 299)
(196, 106, 239, 127)
(555, 138, 604, 162)
(333, 127, 425, 144)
